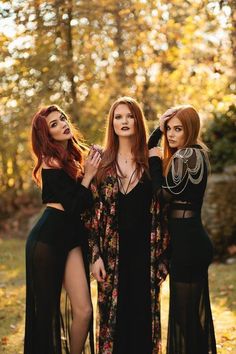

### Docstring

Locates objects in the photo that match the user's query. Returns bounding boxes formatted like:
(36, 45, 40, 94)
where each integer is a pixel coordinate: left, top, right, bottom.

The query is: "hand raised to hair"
(159, 108, 177, 132)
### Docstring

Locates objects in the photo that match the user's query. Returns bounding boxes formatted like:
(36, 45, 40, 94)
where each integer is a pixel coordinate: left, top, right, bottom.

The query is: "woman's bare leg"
(64, 247, 92, 354)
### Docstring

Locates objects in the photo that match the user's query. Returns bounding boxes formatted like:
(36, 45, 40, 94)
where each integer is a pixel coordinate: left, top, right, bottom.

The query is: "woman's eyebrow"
(167, 124, 183, 128)
(49, 119, 57, 124)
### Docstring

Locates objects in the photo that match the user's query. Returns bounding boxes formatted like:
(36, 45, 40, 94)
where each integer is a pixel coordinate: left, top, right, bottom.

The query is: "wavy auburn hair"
(162, 105, 209, 176)
(96, 96, 149, 184)
(31, 105, 87, 185)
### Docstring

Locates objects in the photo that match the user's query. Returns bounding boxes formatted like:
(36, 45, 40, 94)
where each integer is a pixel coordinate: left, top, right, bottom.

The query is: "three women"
(25, 100, 216, 354)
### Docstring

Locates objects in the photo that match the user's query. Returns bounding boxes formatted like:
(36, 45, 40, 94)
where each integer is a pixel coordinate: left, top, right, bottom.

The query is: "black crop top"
(42, 168, 93, 215)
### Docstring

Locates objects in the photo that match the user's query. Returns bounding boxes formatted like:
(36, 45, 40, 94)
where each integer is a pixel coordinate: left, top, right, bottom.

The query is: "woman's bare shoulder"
(42, 158, 61, 169)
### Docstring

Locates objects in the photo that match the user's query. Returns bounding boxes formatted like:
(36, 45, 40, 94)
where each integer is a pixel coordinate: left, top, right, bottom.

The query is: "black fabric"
(148, 127, 217, 354)
(167, 276, 216, 354)
(149, 156, 164, 194)
(42, 168, 93, 249)
(42, 168, 93, 214)
(24, 169, 94, 354)
(24, 208, 70, 354)
(113, 175, 152, 354)
(163, 148, 208, 212)
(148, 126, 163, 149)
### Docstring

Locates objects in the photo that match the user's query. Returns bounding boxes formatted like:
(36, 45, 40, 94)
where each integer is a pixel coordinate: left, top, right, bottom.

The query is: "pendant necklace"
(118, 152, 133, 164)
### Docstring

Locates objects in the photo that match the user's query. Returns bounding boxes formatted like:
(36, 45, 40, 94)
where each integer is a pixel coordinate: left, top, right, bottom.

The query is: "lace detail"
(163, 148, 205, 195)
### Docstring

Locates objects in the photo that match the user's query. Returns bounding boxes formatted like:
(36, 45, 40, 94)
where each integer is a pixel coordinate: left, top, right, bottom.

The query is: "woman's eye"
(175, 128, 182, 132)
(60, 115, 66, 121)
(166, 126, 170, 131)
(51, 123, 57, 128)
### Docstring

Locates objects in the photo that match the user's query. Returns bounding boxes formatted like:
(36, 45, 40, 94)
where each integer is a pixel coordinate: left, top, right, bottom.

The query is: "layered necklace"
(164, 148, 205, 194)
(116, 153, 137, 195)
(117, 167, 137, 195)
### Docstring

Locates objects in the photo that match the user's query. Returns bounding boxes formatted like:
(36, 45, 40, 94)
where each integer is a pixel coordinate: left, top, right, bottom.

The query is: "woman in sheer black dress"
(148, 105, 217, 354)
(24, 105, 101, 354)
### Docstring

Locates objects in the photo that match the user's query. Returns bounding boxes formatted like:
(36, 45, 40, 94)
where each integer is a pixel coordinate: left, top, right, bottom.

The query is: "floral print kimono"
(84, 167, 169, 354)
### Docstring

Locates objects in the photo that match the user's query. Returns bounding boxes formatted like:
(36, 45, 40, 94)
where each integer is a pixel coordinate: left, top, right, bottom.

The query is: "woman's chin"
(169, 142, 177, 148)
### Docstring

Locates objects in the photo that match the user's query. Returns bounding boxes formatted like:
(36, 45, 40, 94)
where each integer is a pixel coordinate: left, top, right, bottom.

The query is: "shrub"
(203, 105, 236, 172)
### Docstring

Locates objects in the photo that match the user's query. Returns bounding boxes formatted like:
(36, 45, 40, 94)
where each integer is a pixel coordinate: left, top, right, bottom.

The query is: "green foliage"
(203, 105, 236, 172)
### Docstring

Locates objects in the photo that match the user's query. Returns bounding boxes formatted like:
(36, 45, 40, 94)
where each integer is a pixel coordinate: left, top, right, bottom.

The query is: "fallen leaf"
(1, 336, 8, 345)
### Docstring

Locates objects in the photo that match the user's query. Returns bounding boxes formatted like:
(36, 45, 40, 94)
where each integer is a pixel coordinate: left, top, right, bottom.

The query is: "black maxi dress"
(113, 173, 153, 354)
(149, 128, 217, 354)
(24, 169, 93, 354)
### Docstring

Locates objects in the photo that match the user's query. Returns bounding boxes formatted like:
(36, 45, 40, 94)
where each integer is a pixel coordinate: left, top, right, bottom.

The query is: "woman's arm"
(148, 156, 163, 195)
(82, 181, 105, 279)
(148, 126, 163, 149)
(42, 150, 101, 214)
(43, 169, 94, 214)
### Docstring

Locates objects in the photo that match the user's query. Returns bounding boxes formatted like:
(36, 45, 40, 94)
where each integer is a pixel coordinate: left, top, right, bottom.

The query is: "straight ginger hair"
(162, 105, 208, 176)
(96, 96, 149, 184)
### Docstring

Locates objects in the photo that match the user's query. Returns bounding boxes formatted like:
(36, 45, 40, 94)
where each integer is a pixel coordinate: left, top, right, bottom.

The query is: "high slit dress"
(24, 168, 94, 354)
(149, 128, 217, 354)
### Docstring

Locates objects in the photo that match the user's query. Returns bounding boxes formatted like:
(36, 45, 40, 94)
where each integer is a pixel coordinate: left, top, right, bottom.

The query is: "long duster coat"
(84, 167, 169, 354)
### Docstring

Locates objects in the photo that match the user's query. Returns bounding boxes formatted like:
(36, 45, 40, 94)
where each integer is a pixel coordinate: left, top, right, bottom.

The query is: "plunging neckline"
(118, 173, 144, 196)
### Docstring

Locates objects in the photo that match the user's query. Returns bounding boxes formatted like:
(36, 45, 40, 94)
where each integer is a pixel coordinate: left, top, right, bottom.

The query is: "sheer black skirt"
(24, 207, 82, 354)
(167, 217, 217, 354)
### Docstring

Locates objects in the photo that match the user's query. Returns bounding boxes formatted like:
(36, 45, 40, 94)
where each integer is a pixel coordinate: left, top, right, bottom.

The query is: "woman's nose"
(62, 123, 68, 130)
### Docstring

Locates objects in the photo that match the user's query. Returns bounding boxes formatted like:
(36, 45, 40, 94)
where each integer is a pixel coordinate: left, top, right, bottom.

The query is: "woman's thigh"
(64, 247, 92, 313)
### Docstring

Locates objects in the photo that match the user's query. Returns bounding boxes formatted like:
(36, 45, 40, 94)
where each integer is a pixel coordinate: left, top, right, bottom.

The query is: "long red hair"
(162, 105, 209, 175)
(31, 105, 87, 185)
(96, 96, 149, 184)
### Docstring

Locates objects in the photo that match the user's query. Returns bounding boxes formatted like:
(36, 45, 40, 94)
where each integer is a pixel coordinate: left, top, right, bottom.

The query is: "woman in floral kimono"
(84, 96, 169, 354)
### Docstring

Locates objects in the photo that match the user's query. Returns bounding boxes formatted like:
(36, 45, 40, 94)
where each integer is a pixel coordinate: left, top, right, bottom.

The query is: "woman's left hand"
(149, 147, 163, 159)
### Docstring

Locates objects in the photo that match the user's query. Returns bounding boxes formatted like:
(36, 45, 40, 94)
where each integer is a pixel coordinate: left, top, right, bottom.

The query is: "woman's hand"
(159, 108, 177, 132)
(81, 149, 101, 188)
(149, 147, 163, 159)
(91, 257, 106, 282)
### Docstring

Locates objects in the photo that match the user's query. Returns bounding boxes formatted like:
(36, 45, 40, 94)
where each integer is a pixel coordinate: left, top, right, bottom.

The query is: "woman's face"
(166, 116, 185, 149)
(46, 111, 73, 143)
(113, 104, 135, 138)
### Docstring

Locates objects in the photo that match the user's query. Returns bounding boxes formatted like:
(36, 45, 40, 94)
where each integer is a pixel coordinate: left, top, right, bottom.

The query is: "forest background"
(0, 0, 236, 213)
(0, 0, 236, 353)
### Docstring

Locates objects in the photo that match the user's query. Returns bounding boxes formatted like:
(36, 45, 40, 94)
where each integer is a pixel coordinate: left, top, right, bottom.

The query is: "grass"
(0, 238, 236, 353)
(0, 238, 25, 354)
